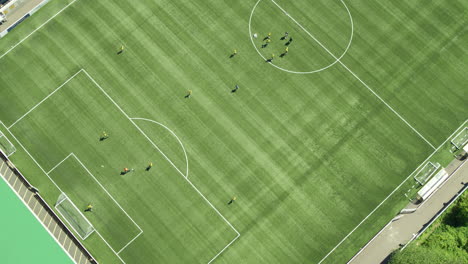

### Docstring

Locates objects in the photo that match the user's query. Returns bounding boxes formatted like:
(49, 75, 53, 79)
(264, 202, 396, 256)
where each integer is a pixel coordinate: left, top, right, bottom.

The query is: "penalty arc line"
(82, 69, 240, 263)
(130, 118, 189, 179)
(269, 0, 436, 150)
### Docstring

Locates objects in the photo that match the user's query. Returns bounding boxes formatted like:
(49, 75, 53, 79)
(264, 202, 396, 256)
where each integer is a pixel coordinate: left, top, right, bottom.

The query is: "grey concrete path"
(349, 158, 468, 264)
(0, 0, 45, 32)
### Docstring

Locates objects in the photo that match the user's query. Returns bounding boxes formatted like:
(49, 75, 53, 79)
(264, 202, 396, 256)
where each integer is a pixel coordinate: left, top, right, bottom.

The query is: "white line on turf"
(50, 152, 144, 252)
(8, 69, 84, 129)
(319, 119, 467, 264)
(249, 0, 354, 74)
(267, 0, 436, 151)
(82, 69, 241, 262)
(117, 230, 143, 254)
(0, 0, 79, 61)
(71, 153, 143, 233)
(47, 153, 74, 175)
(130, 117, 189, 178)
(0, 120, 128, 264)
(2, 69, 240, 263)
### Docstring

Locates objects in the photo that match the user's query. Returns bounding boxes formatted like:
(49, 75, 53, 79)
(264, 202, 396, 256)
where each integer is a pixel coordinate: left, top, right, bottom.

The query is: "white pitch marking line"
(130, 117, 189, 178)
(47, 153, 74, 175)
(82, 69, 240, 261)
(82, 69, 187, 179)
(319, 119, 467, 264)
(8, 70, 84, 129)
(269, 0, 436, 150)
(249, 0, 354, 74)
(117, 230, 143, 254)
(0, 0, 80, 60)
(71, 153, 143, 232)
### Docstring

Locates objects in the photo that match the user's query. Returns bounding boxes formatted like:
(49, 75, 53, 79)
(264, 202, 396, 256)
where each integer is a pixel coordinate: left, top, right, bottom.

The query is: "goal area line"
(0, 68, 240, 264)
(48, 152, 143, 253)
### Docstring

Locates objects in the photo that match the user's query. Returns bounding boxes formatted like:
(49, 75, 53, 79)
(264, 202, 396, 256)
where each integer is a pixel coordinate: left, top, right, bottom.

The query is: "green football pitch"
(0, 0, 466, 263)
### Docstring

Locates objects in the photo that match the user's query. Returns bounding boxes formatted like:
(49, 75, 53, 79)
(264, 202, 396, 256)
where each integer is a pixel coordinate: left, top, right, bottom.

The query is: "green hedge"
(388, 190, 468, 264)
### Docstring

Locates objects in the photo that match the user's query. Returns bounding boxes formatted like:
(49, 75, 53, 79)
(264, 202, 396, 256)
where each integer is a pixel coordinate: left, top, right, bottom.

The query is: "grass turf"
(0, 0, 466, 263)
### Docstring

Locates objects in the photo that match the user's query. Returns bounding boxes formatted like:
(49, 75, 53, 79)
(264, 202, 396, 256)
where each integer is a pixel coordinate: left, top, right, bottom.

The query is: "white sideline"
(0, 0, 79, 60)
(268, 0, 436, 150)
(130, 118, 189, 179)
(8, 70, 83, 129)
(320, 119, 467, 264)
(2, 69, 240, 263)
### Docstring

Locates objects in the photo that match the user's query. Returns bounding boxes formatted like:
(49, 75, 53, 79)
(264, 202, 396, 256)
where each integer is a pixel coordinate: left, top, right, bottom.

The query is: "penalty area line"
(82, 69, 240, 263)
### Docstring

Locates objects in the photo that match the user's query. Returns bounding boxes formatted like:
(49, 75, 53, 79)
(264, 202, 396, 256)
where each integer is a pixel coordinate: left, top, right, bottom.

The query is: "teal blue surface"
(0, 178, 73, 264)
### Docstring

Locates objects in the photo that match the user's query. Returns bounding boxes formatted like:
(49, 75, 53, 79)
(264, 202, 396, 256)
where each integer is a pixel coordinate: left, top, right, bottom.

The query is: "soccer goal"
(55, 193, 95, 240)
(0, 129, 16, 157)
(413, 162, 440, 185)
(450, 127, 468, 152)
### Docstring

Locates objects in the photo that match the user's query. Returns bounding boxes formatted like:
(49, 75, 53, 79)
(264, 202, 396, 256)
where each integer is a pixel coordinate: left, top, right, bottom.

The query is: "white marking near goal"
(0, 129, 17, 157)
(48, 152, 143, 253)
(54, 192, 96, 240)
(323, 119, 467, 264)
(267, 0, 436, 151)
(1, 69, 240, 263)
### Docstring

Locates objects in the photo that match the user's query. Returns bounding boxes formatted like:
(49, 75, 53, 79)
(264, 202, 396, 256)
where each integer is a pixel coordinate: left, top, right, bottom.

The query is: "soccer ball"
(253, 33, 258, 39)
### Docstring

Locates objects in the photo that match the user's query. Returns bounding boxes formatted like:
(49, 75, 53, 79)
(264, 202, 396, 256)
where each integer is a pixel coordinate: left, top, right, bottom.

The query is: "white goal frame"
(413, 162, 440, 185)
(450, 127, 468, 150)
(55, 192, 95, 240)
(0, 129, 16, 157)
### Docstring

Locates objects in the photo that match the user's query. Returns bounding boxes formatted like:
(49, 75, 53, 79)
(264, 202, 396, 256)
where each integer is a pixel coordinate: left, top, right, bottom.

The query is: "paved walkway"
(0, 0, 45, 32)
(349, 158, 468, 264)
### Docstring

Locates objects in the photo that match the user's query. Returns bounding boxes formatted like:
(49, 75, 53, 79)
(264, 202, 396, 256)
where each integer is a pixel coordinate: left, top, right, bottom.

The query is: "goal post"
(413, 162, 440, 185)
(0, 129, 16, 157)
(450, 127, 468, 152)
(55, 193, 95, 240)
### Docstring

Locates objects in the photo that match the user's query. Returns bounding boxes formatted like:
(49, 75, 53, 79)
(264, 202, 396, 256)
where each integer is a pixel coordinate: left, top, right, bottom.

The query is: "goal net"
(450, 127, 468, 152)
(0, 130, 16, 157)
(55, 193, 94, 240)
(414, 162, 440, 185)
